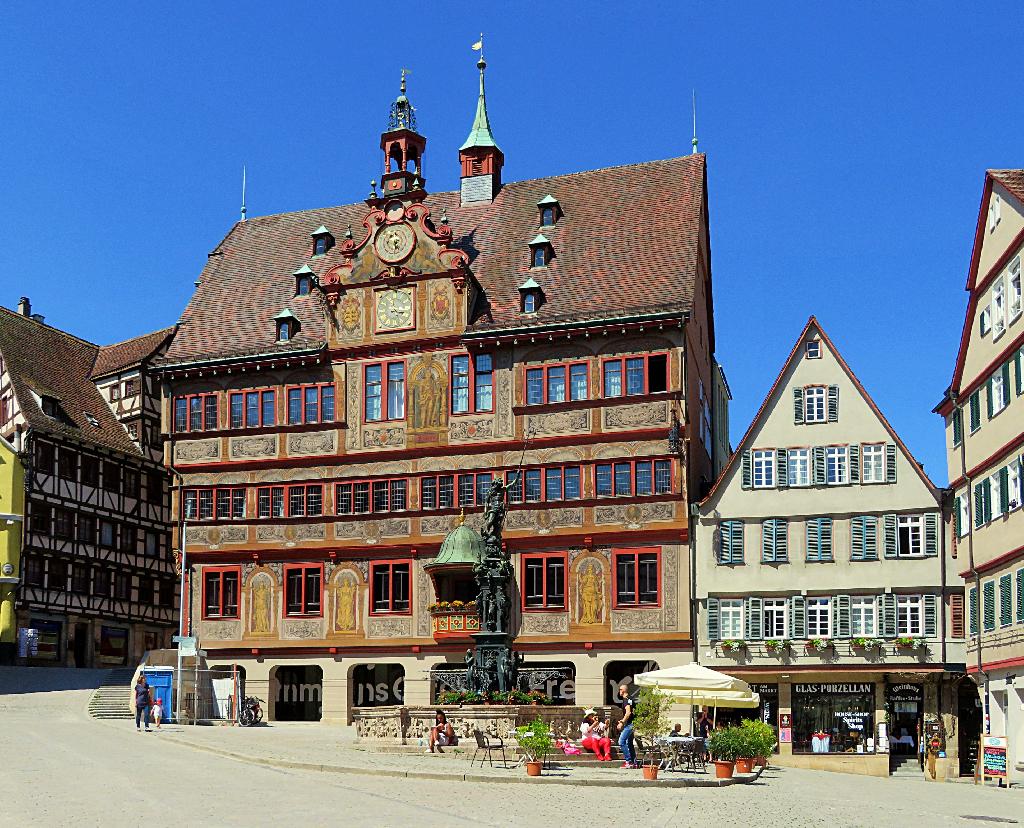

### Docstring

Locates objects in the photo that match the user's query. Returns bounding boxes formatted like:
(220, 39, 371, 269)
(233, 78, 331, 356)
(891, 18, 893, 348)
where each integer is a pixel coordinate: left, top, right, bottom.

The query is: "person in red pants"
(580, 711, 612, 761)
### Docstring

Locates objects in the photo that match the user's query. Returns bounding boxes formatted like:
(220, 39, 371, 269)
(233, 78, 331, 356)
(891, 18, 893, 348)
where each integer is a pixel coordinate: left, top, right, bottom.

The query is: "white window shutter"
(827, 385, 839, 422)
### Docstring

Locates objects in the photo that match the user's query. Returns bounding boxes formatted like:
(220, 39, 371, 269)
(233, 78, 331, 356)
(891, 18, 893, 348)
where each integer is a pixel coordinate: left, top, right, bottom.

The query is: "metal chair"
(471, 728, 508, 768)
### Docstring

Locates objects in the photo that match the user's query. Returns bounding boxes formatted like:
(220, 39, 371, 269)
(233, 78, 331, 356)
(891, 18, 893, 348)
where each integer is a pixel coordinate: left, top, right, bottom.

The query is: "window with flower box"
(613, 548, 660, 607)
(287, 485, 323, 517)
(229, 389, 277, 428)
(203, 567, 240, 619)
(602, 353, 668, 398)
(286, 384, 335, 425)
(451, 354, 494, 414)
(174, 393, 219, 432)
(522, 552, 566, 610)
(525, 362, 588, 405)
(371, 561, 411, 615)
(284, 564, 322, 616)
(336, 478, 407, 514)
(594, 459, 672, 497)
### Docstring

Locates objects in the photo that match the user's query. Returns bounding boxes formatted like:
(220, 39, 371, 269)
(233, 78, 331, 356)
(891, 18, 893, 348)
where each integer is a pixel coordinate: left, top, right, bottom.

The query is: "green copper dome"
(427, 518, 484, 569)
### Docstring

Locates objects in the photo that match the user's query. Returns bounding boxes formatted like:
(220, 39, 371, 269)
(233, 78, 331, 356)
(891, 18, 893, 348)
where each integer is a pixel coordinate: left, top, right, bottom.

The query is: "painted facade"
(936, 170, 1024, 785)
(698, 318, 968, 779)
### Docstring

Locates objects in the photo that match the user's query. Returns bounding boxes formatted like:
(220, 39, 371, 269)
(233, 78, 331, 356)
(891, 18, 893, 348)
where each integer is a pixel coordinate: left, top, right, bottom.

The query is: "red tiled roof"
(0, 307, 139, 455)
(92, 326, 175, 378)
(990, 169, 1024, 204)
(162, 155, 707, 363)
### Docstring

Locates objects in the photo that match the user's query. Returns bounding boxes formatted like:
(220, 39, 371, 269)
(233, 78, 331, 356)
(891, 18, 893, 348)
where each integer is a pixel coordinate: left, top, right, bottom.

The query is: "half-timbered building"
(155, 63, 726, 724)
(0, 300, 177, 667)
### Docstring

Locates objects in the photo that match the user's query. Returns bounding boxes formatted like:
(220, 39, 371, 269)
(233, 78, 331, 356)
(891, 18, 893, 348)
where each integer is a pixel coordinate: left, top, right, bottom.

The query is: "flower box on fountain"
(428, 600, 481, 641)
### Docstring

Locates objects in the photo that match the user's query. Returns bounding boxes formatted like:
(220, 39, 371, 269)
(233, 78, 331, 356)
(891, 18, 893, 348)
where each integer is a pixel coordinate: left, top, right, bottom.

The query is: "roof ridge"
(97, 325, 175, 350)
(0, 305, 98, 349)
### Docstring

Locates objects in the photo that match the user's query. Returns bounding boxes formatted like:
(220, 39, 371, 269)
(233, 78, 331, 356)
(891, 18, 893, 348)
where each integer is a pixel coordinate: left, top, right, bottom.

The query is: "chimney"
(17, 297, 31, 317)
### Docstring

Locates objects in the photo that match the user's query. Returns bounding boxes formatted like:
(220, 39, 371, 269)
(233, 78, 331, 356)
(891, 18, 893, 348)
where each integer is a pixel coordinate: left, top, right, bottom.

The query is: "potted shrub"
(632, 686, 673, 780)
(740, 718, 777, 768)
(720, 639, 746, 654)
(708, 726, 741, 779)
(516, 716, 553, 777)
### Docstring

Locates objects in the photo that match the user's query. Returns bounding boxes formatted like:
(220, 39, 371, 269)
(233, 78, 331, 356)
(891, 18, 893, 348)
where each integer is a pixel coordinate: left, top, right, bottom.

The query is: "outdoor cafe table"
(657, 736, 705, 772)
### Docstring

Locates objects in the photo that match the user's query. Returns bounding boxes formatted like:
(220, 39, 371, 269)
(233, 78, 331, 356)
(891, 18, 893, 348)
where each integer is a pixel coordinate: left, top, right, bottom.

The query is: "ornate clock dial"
(376, 287, 414, 331)
(374, 222, 416, 264)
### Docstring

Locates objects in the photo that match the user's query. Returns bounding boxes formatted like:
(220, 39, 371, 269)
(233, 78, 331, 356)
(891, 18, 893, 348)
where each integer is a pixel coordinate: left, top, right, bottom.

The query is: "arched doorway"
(604, 660, 659, 704)
(350, 663, 405, 707)
(273, 665, 322, 721)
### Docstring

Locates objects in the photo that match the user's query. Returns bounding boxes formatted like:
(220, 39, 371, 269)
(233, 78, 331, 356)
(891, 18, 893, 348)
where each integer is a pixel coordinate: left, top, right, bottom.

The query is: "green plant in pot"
(516, 716, 553, 777)
(632, 686, 673, 780)
(707, 726, 742, 779)
(740, 718, 777, 769)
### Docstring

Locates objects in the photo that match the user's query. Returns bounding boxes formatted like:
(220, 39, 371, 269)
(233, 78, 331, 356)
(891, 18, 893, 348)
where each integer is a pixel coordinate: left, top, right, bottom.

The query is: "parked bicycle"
(238, 696, 264, 727)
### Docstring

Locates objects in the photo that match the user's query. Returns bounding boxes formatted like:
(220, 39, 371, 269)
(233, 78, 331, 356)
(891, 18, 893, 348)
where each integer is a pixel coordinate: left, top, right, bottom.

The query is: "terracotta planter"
(642, 764, 659, 781)
(525, 761, 542, 777)
(713, 760, 735, 779)
(754, 755, 769, 768)
(735, 757, 754, 774)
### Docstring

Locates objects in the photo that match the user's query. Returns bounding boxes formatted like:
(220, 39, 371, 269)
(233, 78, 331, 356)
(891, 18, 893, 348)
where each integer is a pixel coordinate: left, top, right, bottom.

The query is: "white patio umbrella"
(634, 664, 760, 729)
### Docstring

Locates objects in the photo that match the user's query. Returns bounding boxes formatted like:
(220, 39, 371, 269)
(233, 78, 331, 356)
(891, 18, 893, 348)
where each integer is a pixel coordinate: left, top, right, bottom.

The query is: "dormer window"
(273, 308, 300, 342)
(518, 277, 544, 314)
(529, 234, 552, 268)
(40, 395, 60, 418)
(537, 195, 560, 227)
(310, 225, 334, 256)
(293, 264, 315, 297)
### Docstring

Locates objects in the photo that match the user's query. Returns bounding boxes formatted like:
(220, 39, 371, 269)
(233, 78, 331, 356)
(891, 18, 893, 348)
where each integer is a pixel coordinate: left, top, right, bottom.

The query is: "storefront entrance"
(273, 665, 322, 721)
(792, 682, 876, 755)
(957, 679, 982, 777)
(886, 683, 922, 758)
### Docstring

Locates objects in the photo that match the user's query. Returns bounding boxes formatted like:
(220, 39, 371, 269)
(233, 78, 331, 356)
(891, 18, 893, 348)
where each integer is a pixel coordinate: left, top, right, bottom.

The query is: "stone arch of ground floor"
(271, 664, 323, 722)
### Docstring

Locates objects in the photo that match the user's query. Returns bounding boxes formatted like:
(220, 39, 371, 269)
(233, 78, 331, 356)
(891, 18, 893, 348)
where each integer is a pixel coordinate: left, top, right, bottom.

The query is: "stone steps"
(86, 667, 137, 720)
(889, 756, 922, 777)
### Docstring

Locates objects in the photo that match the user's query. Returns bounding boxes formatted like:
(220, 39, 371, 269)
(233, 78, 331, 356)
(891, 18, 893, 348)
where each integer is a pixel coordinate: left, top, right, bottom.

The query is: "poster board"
(981, 735, 1007, 784)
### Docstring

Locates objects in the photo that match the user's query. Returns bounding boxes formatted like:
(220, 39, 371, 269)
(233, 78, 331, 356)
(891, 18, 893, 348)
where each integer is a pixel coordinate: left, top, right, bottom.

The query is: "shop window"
(792, 683, 875, 755)
(173, 393, 219, 432)
(522, 553, 566, 610)
(525, 362, 588, 405)
(371, 561, 411, 615)
(451, 354, 494, 414)
(286, 384, 334, 425)
(284, 564, 322, 616)
(613, 548, 659, 607)
(203, 567, 240, 619)
(230, 389, 277, 428)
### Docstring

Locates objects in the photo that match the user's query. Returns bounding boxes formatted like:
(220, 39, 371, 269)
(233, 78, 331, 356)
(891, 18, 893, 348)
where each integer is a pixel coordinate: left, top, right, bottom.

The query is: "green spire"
(460, 50, 500, 152)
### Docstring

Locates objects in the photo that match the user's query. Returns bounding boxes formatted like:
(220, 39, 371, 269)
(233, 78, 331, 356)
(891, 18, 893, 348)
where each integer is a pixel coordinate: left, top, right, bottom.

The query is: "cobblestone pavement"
(0, 672, 1020, 827)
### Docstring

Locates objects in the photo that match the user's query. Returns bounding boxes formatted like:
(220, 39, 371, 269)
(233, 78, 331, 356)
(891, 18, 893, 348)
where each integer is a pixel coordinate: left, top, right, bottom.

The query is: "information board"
(981, 736, 1007, 780)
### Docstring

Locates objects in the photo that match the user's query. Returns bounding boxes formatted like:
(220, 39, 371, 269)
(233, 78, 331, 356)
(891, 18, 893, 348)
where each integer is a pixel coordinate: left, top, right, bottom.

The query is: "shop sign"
(981, 736, 1008, 780)
(794, 683, 872, 695)
(750, 683, 778, 697)
(835, 711, 871, 731)
(886, 683, 922, 703)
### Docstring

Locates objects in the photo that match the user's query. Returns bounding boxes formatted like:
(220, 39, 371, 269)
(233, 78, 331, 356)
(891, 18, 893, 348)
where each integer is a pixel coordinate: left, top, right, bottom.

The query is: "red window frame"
(283, 563, 323, 618)
(593, 458, 674, 498)
(450, 353, 495, 415)
(523, 361, 589, 405)
(521, 551, 567, 611)
(612, 547, 662, 609)
(285, 383, 335, 425)
(335, 478, 408, 515)
(362, 360, 406, 423)
(229, 388, 277, 429)
(287, 484, 323, 517)
(419, 474, 456, 510)
(173, 393, 219, 432)
(506, 465, 584, 503)
(183, 487, 247, 521)
(600, 352, 669, 398)
(256, 486, 285, 518)
(369, 559, 412, 616)
(202, 566, 241, 619)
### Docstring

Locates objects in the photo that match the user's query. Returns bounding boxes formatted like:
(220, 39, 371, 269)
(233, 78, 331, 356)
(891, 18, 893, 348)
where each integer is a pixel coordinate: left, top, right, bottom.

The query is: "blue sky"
(1, 2, 1021, 484)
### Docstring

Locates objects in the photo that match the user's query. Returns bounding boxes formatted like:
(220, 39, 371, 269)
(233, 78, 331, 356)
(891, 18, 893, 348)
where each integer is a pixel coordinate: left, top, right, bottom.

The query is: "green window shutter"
(851, 516, 865, 561)
(793, 387, 804, 424)
(879, 594, 897, 638)
(999, 574, 1012, 626)
(741, 451, 752, 489)
(969, 391, 981, 431)
(952, 409, 963, 445)
(885, 443, 897, 484)
(999, 466, 1010, 513)
(776, 449, 788, 489)
(1016, 568, 1024, 623)
(745, 597, 763, 640)
(827, 385, 839, 422)
(835, 594, 851, 638)
(820, 518, 833, 561)
(923, 594, 938, 638)
(883, 513, 897, 558)
(983, 479, 993, 523)
(717, 522, 733, 565)
(864, 516, 878, 560)
(806, 518, 820, 561)
(974, 483, 985, 528)
(849, 444, 860, 483)
(986, 379, 994, 419)
(983, 581, 996, 632)
(953, 500, 961, 537)
(775, 520, 788, 562)
(707, 597, 720, 641)
(969, 587, 978, 636)
(731, 521, 744, 564)
(789, 595, 806, 639)
(761, 520, 775, 563)
(1001, 362, 1012, 405)
(813, 446, 826, 485)
(924, 513, 938, 557)
(1015, 349, 1023, 396)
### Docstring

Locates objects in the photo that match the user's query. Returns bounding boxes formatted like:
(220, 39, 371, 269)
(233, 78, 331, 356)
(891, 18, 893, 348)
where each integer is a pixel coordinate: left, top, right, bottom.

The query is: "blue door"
(143, 668, 174, 722)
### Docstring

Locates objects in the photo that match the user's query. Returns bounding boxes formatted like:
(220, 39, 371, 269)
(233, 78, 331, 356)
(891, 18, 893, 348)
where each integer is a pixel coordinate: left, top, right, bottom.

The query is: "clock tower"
(378, 70, 427, 201)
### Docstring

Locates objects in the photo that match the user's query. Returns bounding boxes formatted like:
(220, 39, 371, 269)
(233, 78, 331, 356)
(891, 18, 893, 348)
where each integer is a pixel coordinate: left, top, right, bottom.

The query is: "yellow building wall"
(0, 436, 25, 648)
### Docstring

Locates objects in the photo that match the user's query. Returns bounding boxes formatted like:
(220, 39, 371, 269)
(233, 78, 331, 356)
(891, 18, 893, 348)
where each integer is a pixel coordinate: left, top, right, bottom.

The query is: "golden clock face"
(376, 287, 414, 331)
(374, 222, 416, 264)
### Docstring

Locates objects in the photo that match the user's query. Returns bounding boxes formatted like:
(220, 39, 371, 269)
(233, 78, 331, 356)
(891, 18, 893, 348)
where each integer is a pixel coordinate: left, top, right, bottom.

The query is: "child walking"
(151, 696, 163, 729)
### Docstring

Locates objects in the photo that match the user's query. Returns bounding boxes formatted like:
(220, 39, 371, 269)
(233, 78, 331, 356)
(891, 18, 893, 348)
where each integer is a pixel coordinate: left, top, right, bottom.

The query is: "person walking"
(134, 675, 152, 732)
(616, 683, 637, 768)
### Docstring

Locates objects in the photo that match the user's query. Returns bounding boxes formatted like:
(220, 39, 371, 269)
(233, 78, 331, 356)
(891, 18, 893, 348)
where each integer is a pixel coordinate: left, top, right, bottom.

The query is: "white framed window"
(804, 386, 827, 422)
(991, 471, 1003, 519)
(825, 446, 848, 485)
(752, 449, 775, 488)
(719, 599, 744, 639)
(788, 448, 810, 487)
(1010, 257, 1022, 321)
(850, 596, 876, 636)
(980, 304, 992, 336)
(988, 194, 1001, 233)
(897, 515, 924, 557)
(762, 599, 787, 638)
(958, 493, 970, 538)
(806, 597, 831, 637)
(991, 371, 1007, 416)
(1008, 461, 1022, 511)
(896, 595, 924, 636)
(993, 279, 1006, 339)
(805, 340, 821, 359)
(861, 443, 885, 483)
